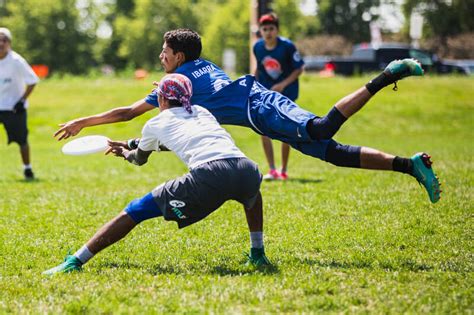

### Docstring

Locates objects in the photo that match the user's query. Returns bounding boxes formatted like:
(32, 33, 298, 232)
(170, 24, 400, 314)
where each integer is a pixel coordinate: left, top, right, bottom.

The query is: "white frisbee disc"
(62, 135, 110, 155)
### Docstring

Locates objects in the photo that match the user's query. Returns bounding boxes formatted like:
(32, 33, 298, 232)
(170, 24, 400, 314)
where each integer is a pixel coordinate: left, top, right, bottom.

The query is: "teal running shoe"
(384, 58, 424, 90)
(244, 247, 272, 267)
(384, 58, 424, 79)
(411, 153, 441, 203)
(43, 255, 83, 275)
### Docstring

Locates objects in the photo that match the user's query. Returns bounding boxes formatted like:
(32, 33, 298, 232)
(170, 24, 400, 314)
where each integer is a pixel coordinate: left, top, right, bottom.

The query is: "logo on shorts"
(296, 127, 302, 138)
(170, 200, 187, 219)
(170, 200, 186, 208)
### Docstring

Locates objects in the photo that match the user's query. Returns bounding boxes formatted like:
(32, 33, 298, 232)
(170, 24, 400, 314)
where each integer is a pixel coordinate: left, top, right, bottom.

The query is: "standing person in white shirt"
(0, 27, 39, 180)
(43, 74, 270, 275)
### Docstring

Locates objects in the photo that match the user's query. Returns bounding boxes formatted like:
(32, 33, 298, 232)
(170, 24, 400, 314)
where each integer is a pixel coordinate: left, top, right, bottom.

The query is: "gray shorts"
(152, 157, 262, 228)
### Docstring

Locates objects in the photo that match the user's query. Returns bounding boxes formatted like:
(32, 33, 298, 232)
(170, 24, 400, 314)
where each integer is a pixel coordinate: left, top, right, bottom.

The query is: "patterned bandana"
(156, 73, 193, 113)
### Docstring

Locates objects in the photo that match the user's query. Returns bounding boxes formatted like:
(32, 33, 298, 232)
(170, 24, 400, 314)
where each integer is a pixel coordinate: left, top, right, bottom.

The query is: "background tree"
(2, 0, 96, 74)
(402, 0, 474, 58)
(201, 0, 250, 73)
(272, 0, 309, 40)
(114, 0, 199, 70)
(403, 0, 474, 39)
(318, 0, 381, 43)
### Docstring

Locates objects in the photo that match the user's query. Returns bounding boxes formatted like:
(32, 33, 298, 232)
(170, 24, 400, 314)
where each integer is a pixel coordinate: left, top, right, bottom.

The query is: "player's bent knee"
(306, 107, 347, 140)
(125, 192, 163, 224)
(325, 140, 361, 168)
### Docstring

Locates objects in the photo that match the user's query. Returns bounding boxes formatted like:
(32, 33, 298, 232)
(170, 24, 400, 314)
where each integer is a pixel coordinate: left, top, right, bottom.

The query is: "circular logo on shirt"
(262, 56, 282, 80)
(293, 51, 302, 62)
(170, 200, 186, 208)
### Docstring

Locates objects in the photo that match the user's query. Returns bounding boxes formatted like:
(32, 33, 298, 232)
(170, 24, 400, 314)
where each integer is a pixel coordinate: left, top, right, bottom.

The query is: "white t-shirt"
(0, 50, 39, 110)
(138, 105, 246, 169)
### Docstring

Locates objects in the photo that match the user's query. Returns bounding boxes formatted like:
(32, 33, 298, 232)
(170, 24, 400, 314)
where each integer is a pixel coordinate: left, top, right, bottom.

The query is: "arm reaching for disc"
(54, 99, 155, 141)
(107, 144, 152, 166)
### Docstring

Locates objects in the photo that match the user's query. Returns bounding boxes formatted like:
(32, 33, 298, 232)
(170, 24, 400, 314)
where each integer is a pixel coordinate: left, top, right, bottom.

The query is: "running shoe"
(24, 168, 35, 180)
(411, 152, 441, 203)
(244, 247, 272, 267)
(384, 58, 424, 80)
(43, 255, 83, 275)
(262, 169, 280, 181)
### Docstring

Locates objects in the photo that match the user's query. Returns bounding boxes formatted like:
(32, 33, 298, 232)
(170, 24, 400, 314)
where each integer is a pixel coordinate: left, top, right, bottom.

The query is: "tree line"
(0, 0, 472, 74)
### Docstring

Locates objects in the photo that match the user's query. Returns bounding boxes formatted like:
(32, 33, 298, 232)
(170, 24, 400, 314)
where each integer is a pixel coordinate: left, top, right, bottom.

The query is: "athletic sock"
(392, 156, 413, 175)
(74, 245, 94, 264)
(23, 164, 32, 170)
(250, 231, 263, 249)
(365, 72, 394, 95)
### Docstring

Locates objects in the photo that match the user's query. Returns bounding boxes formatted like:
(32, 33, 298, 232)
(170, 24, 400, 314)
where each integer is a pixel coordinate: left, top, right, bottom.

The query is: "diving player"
(54, 29, 441, 203)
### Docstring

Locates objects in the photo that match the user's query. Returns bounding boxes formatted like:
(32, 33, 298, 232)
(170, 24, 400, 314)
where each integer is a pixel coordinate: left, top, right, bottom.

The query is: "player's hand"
(150, 81, 159, 93)
(271, 83, 285, 93)
(107, 146, 125, 157)
(105, 140, 129, 155)
(13, 98, 26, 114)
(106, 144, 130, 159)
(54, 120, 84, 141)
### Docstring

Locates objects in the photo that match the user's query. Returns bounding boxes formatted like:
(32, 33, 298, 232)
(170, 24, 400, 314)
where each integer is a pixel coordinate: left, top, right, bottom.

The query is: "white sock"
(250, 231, 264, 249)
(74, 245, 94, 264)
(23, 164, 32, 170)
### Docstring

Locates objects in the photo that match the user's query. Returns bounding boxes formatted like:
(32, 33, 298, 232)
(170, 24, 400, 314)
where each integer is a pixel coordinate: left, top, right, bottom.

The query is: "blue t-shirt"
(253, 37, 304, 101)
(145, 59, 254, 127)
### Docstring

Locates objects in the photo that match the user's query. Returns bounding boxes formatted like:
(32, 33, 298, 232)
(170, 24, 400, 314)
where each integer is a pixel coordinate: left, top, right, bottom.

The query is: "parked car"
(442, 59, 474, 75)
(302, 55, 331, 72)
(321, 43, 469, 76)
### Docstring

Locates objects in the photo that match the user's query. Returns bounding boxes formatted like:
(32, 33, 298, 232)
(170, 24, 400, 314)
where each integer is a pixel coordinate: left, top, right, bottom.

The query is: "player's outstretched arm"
(106, 141, 152, 166)
(54, 99, 155, 141)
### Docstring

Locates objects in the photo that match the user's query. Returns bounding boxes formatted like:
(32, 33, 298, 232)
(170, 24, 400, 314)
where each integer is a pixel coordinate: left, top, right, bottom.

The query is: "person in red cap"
(253, 13, 305, 181)
(43, 74, 270, 275)
(0, 27, 39, 180)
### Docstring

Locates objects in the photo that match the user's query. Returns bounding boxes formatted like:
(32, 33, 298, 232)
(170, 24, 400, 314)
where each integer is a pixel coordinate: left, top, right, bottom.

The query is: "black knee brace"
(305, 107, 347, 140)
(325, 140, 361, 168)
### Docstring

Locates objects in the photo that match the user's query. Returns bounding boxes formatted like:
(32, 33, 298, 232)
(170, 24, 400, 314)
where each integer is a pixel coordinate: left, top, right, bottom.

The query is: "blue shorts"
(248, 85, 331, 160)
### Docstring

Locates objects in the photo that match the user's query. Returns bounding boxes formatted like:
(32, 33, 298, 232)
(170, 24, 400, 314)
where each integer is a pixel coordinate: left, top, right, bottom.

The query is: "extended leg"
(306, 59, 424, 141)
(325, 140, 440, 203)
(43, 211, 137, 275)
(86, 211, 137, 254)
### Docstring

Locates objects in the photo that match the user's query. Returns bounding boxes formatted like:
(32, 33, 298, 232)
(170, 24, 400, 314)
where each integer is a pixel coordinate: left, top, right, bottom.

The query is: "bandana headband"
(156, 74, 193, 114)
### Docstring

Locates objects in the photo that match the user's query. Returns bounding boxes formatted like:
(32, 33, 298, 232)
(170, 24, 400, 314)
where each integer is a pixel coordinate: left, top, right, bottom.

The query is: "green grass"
(0, 74, 473, 313)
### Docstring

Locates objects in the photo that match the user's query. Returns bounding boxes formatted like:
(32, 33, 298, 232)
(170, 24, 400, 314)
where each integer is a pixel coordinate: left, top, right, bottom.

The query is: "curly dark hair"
(163, 29, 202, 62)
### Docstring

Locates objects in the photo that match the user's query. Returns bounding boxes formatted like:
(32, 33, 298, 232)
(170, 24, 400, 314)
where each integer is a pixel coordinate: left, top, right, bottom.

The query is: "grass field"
(0, 74, 473, 313)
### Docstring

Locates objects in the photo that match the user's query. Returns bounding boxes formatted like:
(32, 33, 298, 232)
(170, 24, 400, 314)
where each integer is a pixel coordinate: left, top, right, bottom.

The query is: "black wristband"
(127, 138, 140, 150)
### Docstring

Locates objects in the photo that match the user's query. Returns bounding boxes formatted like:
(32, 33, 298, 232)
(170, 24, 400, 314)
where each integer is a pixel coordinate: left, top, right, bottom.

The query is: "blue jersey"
(145, 59, 254, 127)
(253, 37, 304, 101)
(145, 58, 329, 161)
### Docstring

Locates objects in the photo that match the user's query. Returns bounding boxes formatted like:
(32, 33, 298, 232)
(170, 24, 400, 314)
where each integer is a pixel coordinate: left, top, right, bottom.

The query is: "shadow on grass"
(13, 178, 43, 184)
(263, 178, 323, 184)
(211, 264, 280, 276)
(99, 260, 280, 276)
(301, 258, 433, 272)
